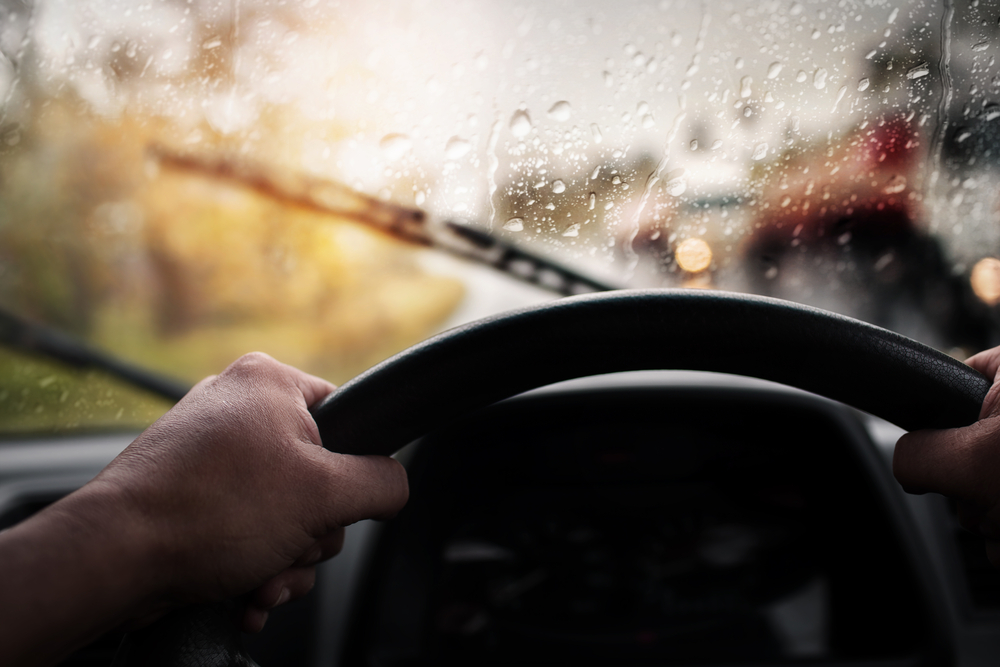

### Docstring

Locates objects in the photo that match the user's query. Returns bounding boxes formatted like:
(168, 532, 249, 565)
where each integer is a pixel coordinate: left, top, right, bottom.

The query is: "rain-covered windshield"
(1, 0, 999, 433)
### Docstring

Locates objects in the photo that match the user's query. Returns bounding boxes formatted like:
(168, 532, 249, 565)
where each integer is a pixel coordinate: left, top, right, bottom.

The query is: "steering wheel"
(110, 289, 990, 667)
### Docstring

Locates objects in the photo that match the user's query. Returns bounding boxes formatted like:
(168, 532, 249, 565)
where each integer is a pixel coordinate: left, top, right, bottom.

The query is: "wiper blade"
(149, 145, 619, 297)
(0, 309, 191, 402)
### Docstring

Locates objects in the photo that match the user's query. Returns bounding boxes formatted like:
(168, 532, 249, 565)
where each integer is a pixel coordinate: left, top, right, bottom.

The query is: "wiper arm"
(149, 145, 620, 297)
(0, 309, 191, 402)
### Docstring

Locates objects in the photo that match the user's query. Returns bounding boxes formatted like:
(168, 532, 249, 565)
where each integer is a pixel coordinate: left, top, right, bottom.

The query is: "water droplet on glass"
(811, 29, 821, 39)
(445, 136, 472, 160)
(415, 190, 426, 206)
(563, 223, 580, 237)
(711, 139, 723, 150)
(509, 109, 533, 138)
(87, 35, 101, 49)
(590, 123, 603, 143)
(973, 40, 990, 52)
(906, 63, 930, 79)
(956, 128, 972, 143)
(734, 57, 745, 70)
(379, 133, 412, 161)
(767, 62, 783, 79)
(983, 104, 1000, 121)
(612, 175, 622, 185)
(740, 76, 753, 98)
(664, 168, 687, 196)
(552, 180, 566, 193)
(796, 70, 808, 83)
(202, 37, 222, 50)
(590, 165, 601, 180)
(813, 68, 828, 89)
(888, 7, 899, 23)
(690, 139, 699, 150)
(504, 217, 524, 231)
(603, 71, 614, 87)
(641, 114, 655, 129)
(604, 201, 615, 210)
(882, 174, 907, 194)
(752, 143, 768, 160)
(589, 192, 596, 210)
(790, 2, 803, 15)
(743, 106, 753, 118)
(547, 101, 572, 122)
(636, 101, 650, 116)
(858, 77, 870, 91)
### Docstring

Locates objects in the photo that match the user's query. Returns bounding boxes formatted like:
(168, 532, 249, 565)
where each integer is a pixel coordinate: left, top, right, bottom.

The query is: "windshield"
(1, 0, 998, 433)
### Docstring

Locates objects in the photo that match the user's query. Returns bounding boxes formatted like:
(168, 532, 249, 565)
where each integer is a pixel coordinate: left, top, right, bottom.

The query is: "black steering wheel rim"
(114, 288, 991, 667)
(312, 288, 990, 457)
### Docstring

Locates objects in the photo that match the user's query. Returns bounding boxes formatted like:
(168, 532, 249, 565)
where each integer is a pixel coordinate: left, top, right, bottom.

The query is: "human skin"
(0, 352, 409, 666)
(894, 345, 1000, 566)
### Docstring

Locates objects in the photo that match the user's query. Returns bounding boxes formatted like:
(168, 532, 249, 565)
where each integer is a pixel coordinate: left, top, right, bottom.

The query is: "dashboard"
(4, 372, 1000, 666)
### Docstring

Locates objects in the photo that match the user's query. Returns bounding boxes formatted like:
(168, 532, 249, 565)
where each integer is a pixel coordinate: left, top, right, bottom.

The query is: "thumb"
(309, 452, 409, 530)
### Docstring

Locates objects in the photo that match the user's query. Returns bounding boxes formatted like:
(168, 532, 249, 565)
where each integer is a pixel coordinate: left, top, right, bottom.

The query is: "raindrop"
(882, 174, 907, 194)
(858, 77, 870, 91)
(636, 101, 650, 115)
(973, 40, 990, 52)
(547, 101, 572, 122)
(415, 190, 426, 206)
(752, 143, 768, 160)
(734, 57, 745, 69)
(795, 70, 808, 83)
(888, 7, 899, 23)
(790, 2, 803, 15)
(767, 62, 783, 79)
(504, 217, 524, 231)
(865, 49, 877, 60)
(983, 104, 1000, 121)
(641, 114, 655, 128)
(813, 68, 828, 89)
(612, 175, 622, 185)
(590, 165, 601, 180)
(906, 62, 930, 79)
(126, 41, 137, 58)
(379, 133, 412, 161)
(711, 139, 723, 150)
(87, 35, 101, 49)
(664, 168, 687, 196)
(740, 76, 753, 98)
(604, 201, 615, 210)
(552, 180, 566, 193)
(811, 29, 821, 39)
(563, 223, 580, 237)
(690, 139, 699, 150)
(510, 109, 533, 138)
(743, 106, 753, 117)
(603, 71, 614, 87)
(445, 136, 472, 160)
(589, 192, 596, 210)
(202, 37, 222, 50)
(590, 123, 603, 143)
(955, 128, 972, 143)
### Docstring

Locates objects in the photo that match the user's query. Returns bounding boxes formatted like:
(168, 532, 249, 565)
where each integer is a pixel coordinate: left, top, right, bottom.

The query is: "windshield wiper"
(149, 145, 619, 297)
(0, 309, 191, 402)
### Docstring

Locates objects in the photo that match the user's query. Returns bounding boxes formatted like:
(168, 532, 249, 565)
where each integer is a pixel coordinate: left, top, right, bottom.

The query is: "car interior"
(4, 0, 1000, 665)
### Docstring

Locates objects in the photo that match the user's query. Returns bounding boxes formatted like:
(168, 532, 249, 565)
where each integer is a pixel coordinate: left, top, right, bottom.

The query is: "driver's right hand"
(894, 345, 1000, 567)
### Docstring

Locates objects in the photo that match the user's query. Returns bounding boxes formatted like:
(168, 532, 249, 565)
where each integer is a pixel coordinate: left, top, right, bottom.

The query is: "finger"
(295, 528, 346, 566)
(964, 348, 1000, 419)
(966, 347, 1000, 380)
(249, 566, 317, 610)
(314, 453, 409, 527)
(894, 421, 996, 502)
